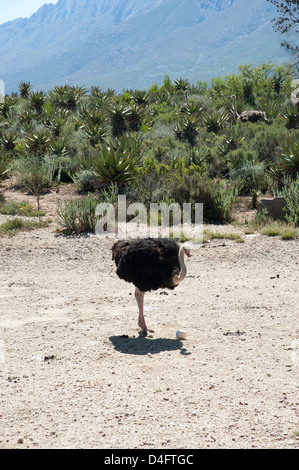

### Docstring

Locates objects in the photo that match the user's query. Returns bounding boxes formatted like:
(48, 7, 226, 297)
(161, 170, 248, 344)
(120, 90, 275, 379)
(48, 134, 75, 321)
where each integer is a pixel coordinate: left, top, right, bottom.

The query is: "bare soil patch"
(0, 184, 298, 449)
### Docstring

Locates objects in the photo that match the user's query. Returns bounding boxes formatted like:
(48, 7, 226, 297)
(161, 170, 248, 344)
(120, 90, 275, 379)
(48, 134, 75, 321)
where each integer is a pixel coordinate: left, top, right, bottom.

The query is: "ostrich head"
(182, 242, 192, 258)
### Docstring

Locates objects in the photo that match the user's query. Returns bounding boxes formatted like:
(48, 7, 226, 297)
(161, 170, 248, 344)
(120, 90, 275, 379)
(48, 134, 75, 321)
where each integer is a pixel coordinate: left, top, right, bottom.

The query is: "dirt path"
(0, 187, 298, 449)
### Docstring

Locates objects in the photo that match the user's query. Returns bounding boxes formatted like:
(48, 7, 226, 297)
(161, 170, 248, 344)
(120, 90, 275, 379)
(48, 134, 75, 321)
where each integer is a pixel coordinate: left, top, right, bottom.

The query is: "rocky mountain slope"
(0, 0, 290, 93)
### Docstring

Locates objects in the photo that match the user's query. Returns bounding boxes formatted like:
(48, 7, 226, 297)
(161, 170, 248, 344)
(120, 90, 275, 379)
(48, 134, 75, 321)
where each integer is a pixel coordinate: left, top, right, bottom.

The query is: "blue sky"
(0, 0, 59, 24)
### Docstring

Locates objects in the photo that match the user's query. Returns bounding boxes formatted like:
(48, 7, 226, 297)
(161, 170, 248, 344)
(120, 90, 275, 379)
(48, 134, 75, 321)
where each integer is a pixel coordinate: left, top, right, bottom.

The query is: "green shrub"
(74, 169, 98, 193)
(52, 155, 78, 183)
(164, 173, 237, 223)
(226, 147, 258, 170)
(275, 175, 299, 226)
(150, 102, 177, 125)
(230, 162, 272, 195)
(56, 195, 99, 233)
(249, 123, 289, 163)
(210, 180, 238, 223)
(0, 151, 10, 182)
(13, 153, 54, 209)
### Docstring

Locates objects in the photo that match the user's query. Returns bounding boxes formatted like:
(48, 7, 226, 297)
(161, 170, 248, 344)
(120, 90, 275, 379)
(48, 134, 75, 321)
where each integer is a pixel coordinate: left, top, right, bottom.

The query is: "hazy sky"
(0, 0, 59, 24)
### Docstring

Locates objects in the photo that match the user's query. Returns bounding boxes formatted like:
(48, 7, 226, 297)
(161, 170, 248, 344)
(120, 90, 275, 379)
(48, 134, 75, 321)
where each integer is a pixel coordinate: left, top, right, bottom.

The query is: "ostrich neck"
(172, 246, 187, 286)
(233, 96, 239, 120)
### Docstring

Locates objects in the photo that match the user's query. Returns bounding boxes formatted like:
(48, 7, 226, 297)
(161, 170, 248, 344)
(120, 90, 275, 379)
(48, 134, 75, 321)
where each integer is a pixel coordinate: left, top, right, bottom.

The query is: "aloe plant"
(283, 103, 299, 130)
(25, 130, 51, 155)
(174, 115, 200, 146)
(44, 109, 69, 137)
(126, 103, 145, 132)
(0, 96, 17, 119)
(83, 122, 108, 147)
(92, 139, 140, 184)
(180, 101, 204, 118)
(49, 85, 87, 111)
(275, 133, 299, 179)
(174, 78, 190, 101)
(109, 104, 130, 138)
(217, 123, 245, 155)
(29, 91, 46, 115)
(131, 90, 149, 106)
(203, 109, 228, 133)
(18, 81, 32, 100)
(1, 131, 17, 152)
(50, 138, 69, 157)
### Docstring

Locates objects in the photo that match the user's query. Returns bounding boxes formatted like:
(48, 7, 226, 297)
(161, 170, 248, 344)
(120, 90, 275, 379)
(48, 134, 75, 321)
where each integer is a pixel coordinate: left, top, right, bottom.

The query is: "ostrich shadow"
(109, 335, 191, 356)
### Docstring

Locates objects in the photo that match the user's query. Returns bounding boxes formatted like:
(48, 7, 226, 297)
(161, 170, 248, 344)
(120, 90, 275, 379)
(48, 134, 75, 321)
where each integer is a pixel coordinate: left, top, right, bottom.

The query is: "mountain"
(0, 0, 292, 94)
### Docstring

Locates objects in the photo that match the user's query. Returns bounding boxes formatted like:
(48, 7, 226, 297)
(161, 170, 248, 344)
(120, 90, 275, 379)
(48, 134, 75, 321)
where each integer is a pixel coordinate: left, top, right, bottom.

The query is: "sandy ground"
(0, 185, 298, 449)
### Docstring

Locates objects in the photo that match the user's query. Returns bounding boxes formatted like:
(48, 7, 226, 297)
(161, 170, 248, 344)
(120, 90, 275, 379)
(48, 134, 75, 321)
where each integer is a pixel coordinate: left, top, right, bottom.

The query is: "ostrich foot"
(138, 328, 154, 338)
(138, 318, 154, 335)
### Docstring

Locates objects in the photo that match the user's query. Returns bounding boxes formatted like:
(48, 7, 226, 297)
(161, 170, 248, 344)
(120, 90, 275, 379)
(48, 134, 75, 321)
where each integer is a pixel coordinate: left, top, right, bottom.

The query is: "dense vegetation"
(0, 61, 298, 232)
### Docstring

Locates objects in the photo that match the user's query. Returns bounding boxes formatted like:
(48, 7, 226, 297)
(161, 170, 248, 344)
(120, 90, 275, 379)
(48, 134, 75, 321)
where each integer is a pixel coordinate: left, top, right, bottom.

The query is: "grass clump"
(203, 229, 244, 243)
(258, 221, 299, 238)
(0, 217, 50, 236)
(0, 200, 45, 217)
(249, 213, 299, 240)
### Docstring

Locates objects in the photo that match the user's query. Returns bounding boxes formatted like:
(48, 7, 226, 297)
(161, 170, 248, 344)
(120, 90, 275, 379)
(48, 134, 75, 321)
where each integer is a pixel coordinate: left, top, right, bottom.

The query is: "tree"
(174, 78, 190, 103)
(267, 0, 299, 70)
(18, 81, 32, 99)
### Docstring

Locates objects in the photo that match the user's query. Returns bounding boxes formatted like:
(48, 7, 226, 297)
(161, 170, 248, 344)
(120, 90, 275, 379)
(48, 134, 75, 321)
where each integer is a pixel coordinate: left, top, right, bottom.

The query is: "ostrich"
(230, 94, 267, 123)
(111, 238, 191, 337)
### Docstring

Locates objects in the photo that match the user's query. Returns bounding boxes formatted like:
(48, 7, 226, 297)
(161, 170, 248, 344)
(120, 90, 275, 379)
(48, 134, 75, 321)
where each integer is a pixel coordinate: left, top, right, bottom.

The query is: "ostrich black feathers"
(112, 238, 181, 292)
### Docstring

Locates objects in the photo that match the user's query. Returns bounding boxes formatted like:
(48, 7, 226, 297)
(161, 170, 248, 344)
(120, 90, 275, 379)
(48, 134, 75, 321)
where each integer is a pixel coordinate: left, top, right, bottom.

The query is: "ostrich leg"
(135, 287, 153, 337)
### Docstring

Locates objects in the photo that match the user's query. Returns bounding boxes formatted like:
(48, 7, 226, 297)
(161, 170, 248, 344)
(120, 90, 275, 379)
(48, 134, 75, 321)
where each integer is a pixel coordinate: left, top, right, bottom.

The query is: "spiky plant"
(275, 133, 299, 179)
(203, 110, 229, 133)
(109, 104, 130, 138)
(18, 81, 32, 100)
(180, 101, 204, 118)
(49, 85, 87, 111)
(174, 78, 190, 100)
(91, 139, 141, 184)
(126, 103, 146, 132)
(131, 90, 149, 106)
(0, 96, 17, 118)
(44, 109, 69, 137)
(29, 91, 46, 115)
(217, 123, 245, 154)
(257, 99, 282, 122)
(0, 131, 17, 153)
(50, 138, 69, 157)
(25, 130, 51, 155)
(174, 115, 200, 146)
(82, 122, 108, 147)
(283, 103, 299, 129)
